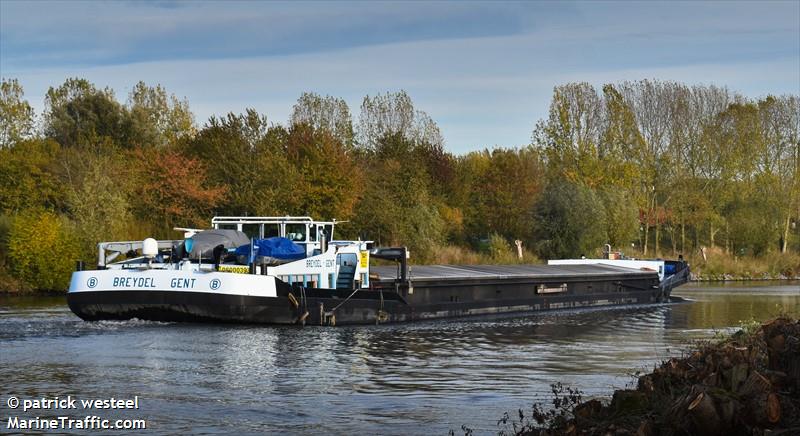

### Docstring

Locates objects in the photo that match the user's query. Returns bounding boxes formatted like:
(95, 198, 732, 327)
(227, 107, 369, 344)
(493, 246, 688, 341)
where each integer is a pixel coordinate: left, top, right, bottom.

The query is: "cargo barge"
(67, 216, 690, 325)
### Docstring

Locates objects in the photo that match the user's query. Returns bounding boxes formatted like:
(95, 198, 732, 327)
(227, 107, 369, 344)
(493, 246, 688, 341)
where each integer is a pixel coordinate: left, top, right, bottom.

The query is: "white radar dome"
(142, 238, 159, 259)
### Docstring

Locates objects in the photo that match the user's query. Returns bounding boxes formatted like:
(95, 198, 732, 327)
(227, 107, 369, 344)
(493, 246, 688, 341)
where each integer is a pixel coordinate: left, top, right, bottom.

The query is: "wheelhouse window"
(242, 224, 261, 239)
(321, 225, 333, 241)
(264, 224, 280, 238)
(286, 224, 307, 242)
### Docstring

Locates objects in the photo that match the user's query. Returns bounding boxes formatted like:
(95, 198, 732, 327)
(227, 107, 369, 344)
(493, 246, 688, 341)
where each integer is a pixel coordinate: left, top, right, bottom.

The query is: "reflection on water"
(1, 282, 798, 434)
(673, 281, 800, 329)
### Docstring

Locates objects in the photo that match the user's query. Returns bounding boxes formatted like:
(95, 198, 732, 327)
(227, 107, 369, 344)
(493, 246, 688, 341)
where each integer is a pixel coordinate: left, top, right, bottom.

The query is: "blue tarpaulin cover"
(235, 237, 305, 263)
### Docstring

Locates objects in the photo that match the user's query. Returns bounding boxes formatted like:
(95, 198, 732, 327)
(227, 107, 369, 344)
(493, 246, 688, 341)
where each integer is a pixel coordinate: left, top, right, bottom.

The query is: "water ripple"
(1, 282, 797, 434)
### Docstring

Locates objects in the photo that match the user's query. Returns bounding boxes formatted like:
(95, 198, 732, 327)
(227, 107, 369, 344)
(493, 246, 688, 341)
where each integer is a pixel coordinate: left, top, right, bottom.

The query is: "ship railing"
(97, 240, 181, 268)
(659, 263, 691, 294)
(211, 216, 336, 225)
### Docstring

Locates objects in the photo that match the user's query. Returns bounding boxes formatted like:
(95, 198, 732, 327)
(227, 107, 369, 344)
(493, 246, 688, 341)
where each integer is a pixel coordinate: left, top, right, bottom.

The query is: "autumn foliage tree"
(6, 210, 80, 291)
(43, 78, 128, 150)
(130, 148, 226, 230)
(533, 81, 799, 258)
(0, 78, 35, 149)
(0, 138, 64, 214)
(126, 81, 196, 147)
(454, 147, 544, 246)
(285, 123, 362, 220)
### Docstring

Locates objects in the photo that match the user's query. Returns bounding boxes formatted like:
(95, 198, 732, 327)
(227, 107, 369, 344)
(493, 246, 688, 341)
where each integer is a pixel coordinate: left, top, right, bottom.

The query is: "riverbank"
(0, 266, 31, 294)
(484, 317, 800, 436)
(691, 274, 800, 281)
(681, 250, 799, 281)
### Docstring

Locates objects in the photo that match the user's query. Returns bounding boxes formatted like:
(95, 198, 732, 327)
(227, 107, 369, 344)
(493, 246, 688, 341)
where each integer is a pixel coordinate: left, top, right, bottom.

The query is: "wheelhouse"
(211, 216, 337, 257)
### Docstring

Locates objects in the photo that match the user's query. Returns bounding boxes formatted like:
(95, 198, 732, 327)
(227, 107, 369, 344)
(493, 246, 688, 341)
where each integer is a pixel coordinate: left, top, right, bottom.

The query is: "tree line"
(0, 77, 797, 291)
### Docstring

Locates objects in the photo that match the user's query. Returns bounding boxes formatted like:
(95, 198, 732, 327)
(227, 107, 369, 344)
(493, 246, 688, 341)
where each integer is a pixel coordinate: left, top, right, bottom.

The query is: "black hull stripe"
(67, 288, 666, 326)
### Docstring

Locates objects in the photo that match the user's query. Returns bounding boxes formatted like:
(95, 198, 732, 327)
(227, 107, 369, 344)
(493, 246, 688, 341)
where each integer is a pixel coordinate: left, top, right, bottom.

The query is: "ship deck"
(371, 263, 656, 283)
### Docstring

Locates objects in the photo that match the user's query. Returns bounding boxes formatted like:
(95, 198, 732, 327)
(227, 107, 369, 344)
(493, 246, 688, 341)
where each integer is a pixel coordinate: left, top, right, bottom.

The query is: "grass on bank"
(684, 248, 800, 280)
(425, 240, 538, 266)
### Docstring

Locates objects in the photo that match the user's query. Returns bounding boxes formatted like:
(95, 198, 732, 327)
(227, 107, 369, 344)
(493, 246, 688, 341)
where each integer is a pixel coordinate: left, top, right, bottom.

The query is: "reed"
(686, 249, 800, 280)
(425, 243, 539, 266)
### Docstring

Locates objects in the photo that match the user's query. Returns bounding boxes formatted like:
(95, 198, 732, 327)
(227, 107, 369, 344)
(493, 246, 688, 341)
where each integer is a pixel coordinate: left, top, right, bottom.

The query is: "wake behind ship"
(67, 216, 690, 325)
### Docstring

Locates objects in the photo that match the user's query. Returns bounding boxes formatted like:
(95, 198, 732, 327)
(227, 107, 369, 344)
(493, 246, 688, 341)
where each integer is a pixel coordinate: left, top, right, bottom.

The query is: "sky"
(1, 0, 798, 153)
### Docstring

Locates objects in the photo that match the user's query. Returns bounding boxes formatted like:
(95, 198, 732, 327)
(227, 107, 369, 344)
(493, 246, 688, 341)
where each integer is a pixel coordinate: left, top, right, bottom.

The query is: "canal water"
(1, 281, 798, 435)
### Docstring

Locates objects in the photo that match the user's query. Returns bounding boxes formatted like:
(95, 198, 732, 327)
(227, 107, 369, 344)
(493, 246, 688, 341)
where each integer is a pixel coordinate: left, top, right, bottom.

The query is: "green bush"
(486, 232, 524, 263)
(532, 179, 608, 259)
(7, 210, 81, 291)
